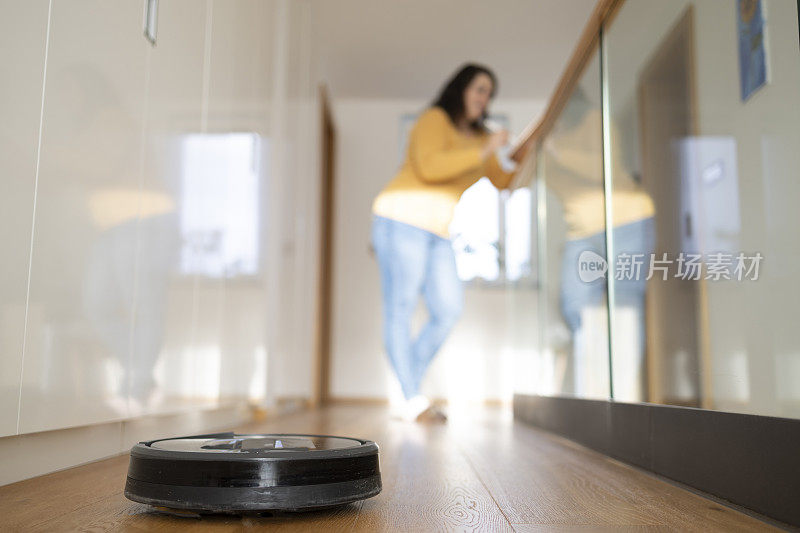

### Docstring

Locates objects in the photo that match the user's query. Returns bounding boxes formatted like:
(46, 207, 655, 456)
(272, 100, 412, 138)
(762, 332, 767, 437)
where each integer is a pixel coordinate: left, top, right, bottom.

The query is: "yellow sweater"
(372, 107, 515, 238)
(543, 109, 654, 239)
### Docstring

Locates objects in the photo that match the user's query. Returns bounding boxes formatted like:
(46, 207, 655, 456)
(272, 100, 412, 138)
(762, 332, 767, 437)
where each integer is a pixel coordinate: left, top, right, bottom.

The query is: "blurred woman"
(370, 64, 520, 421)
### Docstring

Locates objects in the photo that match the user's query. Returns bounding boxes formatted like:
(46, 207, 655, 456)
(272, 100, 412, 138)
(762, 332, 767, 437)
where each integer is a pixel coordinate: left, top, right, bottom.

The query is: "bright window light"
(505, 187, 532, 281)
(180, 133, 262, 278)
(450, 177, 500, 282)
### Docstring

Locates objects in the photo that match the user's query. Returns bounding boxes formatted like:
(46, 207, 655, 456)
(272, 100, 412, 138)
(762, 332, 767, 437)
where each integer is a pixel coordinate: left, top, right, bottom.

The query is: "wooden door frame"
(311, 84, 336, 407)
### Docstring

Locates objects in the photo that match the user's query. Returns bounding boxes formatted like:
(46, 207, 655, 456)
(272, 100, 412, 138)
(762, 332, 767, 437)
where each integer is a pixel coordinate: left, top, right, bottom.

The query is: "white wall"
(329, 98, 544, 403)
(692, 0, 800, 417)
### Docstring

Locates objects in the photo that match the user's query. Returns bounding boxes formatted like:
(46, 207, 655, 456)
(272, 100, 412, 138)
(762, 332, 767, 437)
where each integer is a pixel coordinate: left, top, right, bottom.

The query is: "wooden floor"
(0, 405, 783, 532)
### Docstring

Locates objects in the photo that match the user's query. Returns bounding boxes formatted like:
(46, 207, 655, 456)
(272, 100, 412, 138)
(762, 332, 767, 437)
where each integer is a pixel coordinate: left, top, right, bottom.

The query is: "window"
(450, 180, 533, 284)
(180, 133, 262, 278)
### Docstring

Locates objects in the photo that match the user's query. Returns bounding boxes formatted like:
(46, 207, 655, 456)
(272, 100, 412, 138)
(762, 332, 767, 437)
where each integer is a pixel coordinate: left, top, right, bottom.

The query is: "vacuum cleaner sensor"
(124, 433, 381, 513)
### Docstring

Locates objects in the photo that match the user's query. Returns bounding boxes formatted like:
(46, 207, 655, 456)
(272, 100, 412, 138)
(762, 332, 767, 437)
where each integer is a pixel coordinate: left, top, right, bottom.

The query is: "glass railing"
(514, 0, 800, 418)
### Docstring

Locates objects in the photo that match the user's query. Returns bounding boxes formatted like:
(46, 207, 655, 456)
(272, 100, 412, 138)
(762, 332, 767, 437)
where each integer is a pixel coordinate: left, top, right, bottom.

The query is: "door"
(637, 7, 709, 407)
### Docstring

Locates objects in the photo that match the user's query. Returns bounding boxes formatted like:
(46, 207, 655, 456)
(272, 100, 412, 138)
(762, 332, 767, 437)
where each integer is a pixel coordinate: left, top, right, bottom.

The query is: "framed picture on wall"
(737, 0, 769, 101)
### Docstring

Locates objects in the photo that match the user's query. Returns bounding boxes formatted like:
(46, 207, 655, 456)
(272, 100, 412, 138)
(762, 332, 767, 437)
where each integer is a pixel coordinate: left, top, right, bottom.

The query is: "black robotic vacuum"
(124, 433, 381, 513)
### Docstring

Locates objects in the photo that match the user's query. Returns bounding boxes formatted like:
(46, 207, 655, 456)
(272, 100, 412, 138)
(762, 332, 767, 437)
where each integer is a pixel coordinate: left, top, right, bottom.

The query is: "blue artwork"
(737, 0, 768, 101)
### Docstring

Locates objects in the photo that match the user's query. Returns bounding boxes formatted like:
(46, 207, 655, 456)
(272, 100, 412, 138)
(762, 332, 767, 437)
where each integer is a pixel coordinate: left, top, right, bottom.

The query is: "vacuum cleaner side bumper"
(125, 474, 382, 512)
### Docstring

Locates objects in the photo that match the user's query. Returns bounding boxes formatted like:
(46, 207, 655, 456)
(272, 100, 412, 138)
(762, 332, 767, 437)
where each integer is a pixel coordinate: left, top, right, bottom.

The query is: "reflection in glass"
(539, 52, 610, 399)
(180, 133, 262, 278)
(604, 0, 800, 417)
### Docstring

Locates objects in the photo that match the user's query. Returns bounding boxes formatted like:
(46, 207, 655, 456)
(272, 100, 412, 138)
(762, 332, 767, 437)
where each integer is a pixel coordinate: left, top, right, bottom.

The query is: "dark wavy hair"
(431, 63, 497, 134)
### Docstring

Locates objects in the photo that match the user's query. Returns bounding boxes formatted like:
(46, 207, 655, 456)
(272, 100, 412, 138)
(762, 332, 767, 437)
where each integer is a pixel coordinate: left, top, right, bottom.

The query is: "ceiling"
(310, 0, 596, 101)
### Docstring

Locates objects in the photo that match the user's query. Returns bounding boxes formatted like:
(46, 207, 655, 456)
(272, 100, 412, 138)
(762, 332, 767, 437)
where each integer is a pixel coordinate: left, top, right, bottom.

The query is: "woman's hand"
(482, 129, 509, 160)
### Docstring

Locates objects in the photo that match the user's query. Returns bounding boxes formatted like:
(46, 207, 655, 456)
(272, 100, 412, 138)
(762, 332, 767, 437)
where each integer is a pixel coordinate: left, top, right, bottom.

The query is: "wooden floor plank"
(455, 410, 779, 531)
(350, 415, 513, 532)
(0, 453, 130, 531)
(0, 405, 782, 532)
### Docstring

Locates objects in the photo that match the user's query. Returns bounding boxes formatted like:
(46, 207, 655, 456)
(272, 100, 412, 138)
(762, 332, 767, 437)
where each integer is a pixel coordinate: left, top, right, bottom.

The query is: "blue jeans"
(559, 217, 655, 395)
(560, 217, 655, 332)
(371, 215, 463, 399)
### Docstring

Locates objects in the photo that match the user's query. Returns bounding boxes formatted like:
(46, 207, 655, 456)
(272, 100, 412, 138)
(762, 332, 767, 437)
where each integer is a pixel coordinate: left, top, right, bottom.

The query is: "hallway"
(0, 405, 778, 532)
(2, 0, 800, 528)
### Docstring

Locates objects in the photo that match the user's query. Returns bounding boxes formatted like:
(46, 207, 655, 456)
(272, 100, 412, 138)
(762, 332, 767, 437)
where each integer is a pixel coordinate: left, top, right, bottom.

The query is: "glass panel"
(605, 0, 800, 417)
(538, 50, 609, 399)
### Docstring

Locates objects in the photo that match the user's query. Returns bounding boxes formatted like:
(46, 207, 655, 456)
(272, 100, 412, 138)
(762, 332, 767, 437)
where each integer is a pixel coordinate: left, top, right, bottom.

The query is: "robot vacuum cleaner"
(124, 433, 381, 513)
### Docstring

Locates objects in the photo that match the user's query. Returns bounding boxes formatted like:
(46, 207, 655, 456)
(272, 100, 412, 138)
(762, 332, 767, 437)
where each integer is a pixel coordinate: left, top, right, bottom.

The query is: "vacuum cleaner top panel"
(133, 432, 376, 460)
(150, 434, 363, 453)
